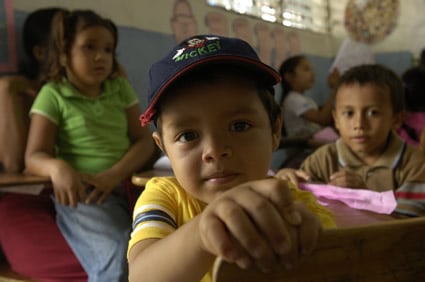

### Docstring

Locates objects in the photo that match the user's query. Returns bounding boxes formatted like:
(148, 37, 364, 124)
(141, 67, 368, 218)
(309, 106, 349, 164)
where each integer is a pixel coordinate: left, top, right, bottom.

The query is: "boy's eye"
(230, 121, 251, 132)
(342, 111, 353, 117)
(177, 131, 198, 143)
(105, 47, 113, 53)
(367, 109, 379, 116)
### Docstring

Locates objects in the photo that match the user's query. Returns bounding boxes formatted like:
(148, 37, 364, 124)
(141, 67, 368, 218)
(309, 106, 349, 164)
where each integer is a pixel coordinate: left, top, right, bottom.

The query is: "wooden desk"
(213, 216, 425, 282)
(0, 173, 51, 194)
(325, 199, 395, 227)
(132, 169, 173, 187)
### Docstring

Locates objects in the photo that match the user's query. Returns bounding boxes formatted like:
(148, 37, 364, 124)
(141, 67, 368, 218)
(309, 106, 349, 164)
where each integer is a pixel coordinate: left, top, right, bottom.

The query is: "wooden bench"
(213, 216, 425, 282)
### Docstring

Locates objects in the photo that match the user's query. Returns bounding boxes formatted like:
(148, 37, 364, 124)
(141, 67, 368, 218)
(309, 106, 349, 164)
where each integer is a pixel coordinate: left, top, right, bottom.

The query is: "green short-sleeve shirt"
(30, 77, 138, 173)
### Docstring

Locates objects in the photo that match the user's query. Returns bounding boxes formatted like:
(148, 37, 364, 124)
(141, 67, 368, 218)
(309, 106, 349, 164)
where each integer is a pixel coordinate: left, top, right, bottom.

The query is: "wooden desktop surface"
(132, 169, 396, 228)
(0, 173, 50, 186)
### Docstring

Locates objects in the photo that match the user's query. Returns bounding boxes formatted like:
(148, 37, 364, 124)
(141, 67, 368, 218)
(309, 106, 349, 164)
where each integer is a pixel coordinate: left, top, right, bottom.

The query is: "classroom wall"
(9, 0, 418, 108)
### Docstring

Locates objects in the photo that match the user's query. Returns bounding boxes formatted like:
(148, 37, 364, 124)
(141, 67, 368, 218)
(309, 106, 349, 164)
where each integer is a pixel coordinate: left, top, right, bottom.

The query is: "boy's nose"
(202, 137, 232, 162)
(353, 113, 366, 130)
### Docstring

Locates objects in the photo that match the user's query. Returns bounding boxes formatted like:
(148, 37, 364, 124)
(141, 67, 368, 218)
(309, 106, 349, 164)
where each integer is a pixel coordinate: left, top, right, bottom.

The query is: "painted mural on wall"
(344, 0, 399, 44)
(170, 0, 198, 44)
(170, 0, 301, 70)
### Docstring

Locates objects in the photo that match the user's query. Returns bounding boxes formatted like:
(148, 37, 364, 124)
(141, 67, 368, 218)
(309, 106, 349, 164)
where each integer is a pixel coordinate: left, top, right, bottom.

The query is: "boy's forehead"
(336, 82, 392, 105)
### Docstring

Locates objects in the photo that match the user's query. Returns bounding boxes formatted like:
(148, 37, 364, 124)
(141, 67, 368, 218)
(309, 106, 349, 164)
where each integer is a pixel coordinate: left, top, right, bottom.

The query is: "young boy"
(277, 64, 425, 217)
(128, 35, 335, 282)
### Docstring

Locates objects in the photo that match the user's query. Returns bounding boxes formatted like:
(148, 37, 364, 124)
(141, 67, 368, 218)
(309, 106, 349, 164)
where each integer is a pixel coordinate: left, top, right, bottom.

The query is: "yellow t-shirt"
(128, 177, 336, 282)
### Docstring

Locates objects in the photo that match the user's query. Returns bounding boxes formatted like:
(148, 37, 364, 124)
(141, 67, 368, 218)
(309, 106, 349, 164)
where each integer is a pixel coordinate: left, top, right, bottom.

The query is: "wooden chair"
(213, 216, 425, 282)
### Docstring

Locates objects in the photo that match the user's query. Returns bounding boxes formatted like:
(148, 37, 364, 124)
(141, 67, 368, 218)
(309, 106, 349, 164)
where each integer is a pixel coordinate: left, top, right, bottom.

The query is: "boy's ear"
(272, 112, 283, 150)
(152, 131, 166, 155)
(392, 111, 405, 130)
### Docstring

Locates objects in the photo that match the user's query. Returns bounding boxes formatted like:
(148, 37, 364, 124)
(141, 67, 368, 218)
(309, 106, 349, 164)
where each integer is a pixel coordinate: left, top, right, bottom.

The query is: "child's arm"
(0, 76, 34, 172)
(128, 178, 322, 282)
(84, 103, 158, 204)
(302, 69, 339, 126)
(25, 114, 87, 207)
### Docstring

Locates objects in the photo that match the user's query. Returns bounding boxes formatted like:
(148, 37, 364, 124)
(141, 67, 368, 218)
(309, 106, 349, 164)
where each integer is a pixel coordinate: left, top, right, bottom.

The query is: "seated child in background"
(0, 8, 87, 281)
(128, 35, 335, 282)
(278, 55, 339, 144)
(396, 66, 425, 147)
(277, 64, 425, 217)
(25, 10, 157, 281)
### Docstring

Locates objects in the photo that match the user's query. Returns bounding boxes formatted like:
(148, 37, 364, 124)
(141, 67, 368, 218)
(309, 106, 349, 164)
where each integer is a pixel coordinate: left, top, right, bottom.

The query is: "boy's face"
(333, 83, 402, 164)
(153, 79, 281, 203)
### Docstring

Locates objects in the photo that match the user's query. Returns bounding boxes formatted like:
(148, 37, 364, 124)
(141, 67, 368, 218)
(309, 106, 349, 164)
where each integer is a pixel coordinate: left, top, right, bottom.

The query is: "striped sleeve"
(131, 203, 177, 239)
(395, 182, 425, 217)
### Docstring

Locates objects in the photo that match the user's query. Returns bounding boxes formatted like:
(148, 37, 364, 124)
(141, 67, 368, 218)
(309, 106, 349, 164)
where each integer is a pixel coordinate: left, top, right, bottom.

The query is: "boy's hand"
(278, 202, 322, 269)
(275, 168, 310, 187)
(197, 178, 321, 272)
(329, 170, 366, 189)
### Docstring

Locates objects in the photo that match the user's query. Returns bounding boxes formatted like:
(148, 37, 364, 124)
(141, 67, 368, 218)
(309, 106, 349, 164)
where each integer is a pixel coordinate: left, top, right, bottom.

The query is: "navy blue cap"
(140, 35, 281, 126)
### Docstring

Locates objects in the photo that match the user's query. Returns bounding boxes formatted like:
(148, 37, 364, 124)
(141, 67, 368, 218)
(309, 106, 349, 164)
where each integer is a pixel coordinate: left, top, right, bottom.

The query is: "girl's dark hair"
(154, 64, 280, 136)
(44, 9, 119, 82)
(400, 66, 425, 142)
(278, 55, 305, 105)
(402, 66, 425, 112)
(19, 7, 66, 79)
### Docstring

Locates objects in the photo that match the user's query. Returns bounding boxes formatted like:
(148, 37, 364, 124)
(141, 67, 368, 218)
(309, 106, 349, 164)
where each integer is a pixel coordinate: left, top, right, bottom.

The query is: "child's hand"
(329, 170, 366, 188)
(275, 168, 310, 186)
(81, 171, 119, 205)
(277, 201, 322, 269)
(197, 178, 321, 272)
(51, 163, 87, 207)
(327, 68, 340, 89)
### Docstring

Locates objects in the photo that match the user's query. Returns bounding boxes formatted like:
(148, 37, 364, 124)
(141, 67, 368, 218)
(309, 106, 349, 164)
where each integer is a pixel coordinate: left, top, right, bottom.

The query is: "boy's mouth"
(204, 172, 239, 185)
(351, 135, 368, 142)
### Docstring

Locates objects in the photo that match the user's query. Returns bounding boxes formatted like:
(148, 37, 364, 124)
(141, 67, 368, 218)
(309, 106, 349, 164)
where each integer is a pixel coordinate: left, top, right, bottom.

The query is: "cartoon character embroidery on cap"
(172, 36, 220, 61)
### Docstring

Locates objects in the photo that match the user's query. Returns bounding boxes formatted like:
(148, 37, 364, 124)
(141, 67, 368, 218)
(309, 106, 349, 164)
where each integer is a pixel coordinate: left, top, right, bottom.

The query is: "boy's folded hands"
(329, 170, 366, 189)
(197, 177, 322, 272)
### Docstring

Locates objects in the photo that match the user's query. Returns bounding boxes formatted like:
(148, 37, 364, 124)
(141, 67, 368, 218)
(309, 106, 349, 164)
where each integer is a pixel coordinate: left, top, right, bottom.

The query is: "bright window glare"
(207, 0, 330, 33)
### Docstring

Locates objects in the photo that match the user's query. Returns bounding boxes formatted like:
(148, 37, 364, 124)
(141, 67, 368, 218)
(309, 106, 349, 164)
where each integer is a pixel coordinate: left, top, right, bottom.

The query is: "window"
(207, 0, 331, 33)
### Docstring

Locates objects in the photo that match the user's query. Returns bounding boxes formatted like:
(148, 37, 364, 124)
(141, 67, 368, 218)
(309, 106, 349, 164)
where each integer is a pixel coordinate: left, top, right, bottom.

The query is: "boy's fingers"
(295, 170, 310, 181)
(296, 203, 321, 256)
(231, 189, 292, 258)
(199, 211, 243, 263)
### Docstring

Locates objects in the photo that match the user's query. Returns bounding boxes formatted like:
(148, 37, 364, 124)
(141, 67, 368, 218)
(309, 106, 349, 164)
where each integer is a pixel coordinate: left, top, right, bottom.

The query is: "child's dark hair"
(336, 64, 405, 114)
(402, 66, 425, 112)
(153, 64, 281, 136)
(399, 66, 425, 142)
(44, 9, 119, 82)
(19, 7, 66, 79)
(278, 55, 305, 105)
